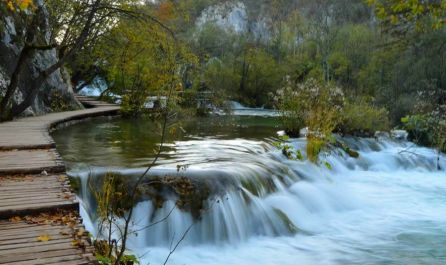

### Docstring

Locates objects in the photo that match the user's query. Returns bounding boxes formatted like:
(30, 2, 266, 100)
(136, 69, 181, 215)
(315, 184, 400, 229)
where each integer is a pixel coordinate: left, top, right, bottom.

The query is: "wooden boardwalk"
(0, 95, 119, 264)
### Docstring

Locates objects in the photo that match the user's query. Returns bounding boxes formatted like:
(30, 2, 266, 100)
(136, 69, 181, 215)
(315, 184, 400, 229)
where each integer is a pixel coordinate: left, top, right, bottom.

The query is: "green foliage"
(275, 78, 347, 163)
(95, 248, 140, 265)
(240, 48, 284, 107)
(339, 98, 390, 136)
(92, 173, 134, 219)
(129, 0, 445, 122)
(306, 136, 326, 163)
(2, 0, 33, 12)
(192, 23, 237, 58)
(402, 111, 446, 152)
(273, 80, 305, 137)
(68, 176, 81, 193)
(367, 0, 446, 33)
(96, 254, 113, 265)
(330, 24, 376, 92)
(274, 78, 345, 138)
(200, 57, 240, 106)
(274, 135, 304, 161)
(323, 161, 332, 170)
(91, 174, 142, 265)
(121, 254, 140, 265)
(95, 14, 196, 117)
(49, 91, 73, 112)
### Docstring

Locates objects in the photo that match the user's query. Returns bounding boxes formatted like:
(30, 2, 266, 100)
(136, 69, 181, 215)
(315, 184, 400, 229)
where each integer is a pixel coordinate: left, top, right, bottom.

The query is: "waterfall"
(228, 100, 280, 117)
(71, 135, 446, 264)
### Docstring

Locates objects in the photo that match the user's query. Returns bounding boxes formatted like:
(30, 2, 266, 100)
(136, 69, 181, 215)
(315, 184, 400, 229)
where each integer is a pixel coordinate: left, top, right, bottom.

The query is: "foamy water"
(73, 135, 446, 265)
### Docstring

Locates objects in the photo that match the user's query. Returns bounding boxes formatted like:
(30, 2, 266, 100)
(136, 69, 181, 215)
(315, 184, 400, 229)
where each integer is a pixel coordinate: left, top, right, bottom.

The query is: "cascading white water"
(73, 134, 446, 265)
(228, 101, 280, 117)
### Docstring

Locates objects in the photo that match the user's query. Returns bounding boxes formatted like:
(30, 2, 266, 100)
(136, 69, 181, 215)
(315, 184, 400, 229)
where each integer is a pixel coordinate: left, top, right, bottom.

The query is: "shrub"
(274, 77, 345, 137)
(274, 78, 345, 162)
(306, 136, 326, 163)
(120, 94, 145, 117)
(49, 90, 74, 112)
(339, 98, 390, 136)
(273, 78, 305, 136)
(402, 108, 446, 152)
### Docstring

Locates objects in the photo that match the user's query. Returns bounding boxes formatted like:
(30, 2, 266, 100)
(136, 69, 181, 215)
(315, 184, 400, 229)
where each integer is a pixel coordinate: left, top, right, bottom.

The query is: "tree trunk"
(0, 47, 33, 121)
(4, 0, 102, 119)
(0, 5, 44, 121)
(10, 75, 47, 117)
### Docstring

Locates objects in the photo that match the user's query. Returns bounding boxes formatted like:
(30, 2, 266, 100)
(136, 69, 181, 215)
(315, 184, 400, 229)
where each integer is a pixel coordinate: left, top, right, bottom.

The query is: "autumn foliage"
(3, 0, 33, 11)
(157, 1, 175, 21)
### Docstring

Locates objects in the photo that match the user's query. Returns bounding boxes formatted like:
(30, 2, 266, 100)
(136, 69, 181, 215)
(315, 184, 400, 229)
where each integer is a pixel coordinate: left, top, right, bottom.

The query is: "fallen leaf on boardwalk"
(72, 239, 85, 246)
(24, 176, 34, 181)
(37, 234, 51, 242)
(58, 175, 66, 182)
(9, 216, 21, 223)
(77, 228, 86, 237)
(60, 230, 70, 235)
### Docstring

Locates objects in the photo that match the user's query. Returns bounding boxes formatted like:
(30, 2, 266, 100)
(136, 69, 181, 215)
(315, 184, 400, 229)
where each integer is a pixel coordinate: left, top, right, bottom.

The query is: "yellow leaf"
(9, 216, 21, 223)
(60, 230, 70, 236)
(37, 234, 51, 242)
(7, 1, 14, 11)
(18, 0, 32, 10)
(76, 228, 85, 237)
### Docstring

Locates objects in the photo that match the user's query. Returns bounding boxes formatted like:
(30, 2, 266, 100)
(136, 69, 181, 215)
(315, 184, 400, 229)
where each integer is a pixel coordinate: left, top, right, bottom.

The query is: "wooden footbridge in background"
(0, 95, 119, 264)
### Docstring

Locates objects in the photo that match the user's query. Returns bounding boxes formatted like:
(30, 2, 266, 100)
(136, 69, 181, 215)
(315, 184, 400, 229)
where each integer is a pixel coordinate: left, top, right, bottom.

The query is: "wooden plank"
(0, 234, 69, 246)
(6, 255, 90, 265)
(0, 195, 75, 206)
(0, 149, 66, 175)
(0, 189, 69, 197)
(0, 181, 71, 189)
(52, 260, 92, 265)
(0, 227, 77, 241)
(0, 241, 80, 255)
(0, 248, 90, 264)
(0, 238, 73, 251)
(0, 219, 94, 263)
(0, 201, 78, 219)
(0, 221, 43, 229)
(0, 173, 78, 218)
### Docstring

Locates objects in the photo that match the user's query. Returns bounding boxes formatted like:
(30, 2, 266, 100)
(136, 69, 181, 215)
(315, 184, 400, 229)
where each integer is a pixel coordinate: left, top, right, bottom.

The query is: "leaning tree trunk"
(1, 0, 102, 120)
(0, 5, 44, 121)
(9, 74, 47, 118)
(0, 46, 33, 121)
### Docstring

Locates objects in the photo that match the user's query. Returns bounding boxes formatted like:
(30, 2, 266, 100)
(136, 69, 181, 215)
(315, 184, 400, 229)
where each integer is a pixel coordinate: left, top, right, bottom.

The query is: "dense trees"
(2, 0, 445, 137)
(93, 15, 196, 116)
(165, 0, 445, 124)
(367, 0, 446, 34)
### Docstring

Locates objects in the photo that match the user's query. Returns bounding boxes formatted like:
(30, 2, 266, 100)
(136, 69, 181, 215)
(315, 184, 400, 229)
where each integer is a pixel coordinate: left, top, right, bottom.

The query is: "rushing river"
(52, 114, 446, 265)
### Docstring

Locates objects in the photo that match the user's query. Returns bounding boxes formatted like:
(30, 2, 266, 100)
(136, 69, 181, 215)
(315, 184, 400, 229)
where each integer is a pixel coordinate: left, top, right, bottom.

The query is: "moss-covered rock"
(140, 176, 211, 220)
